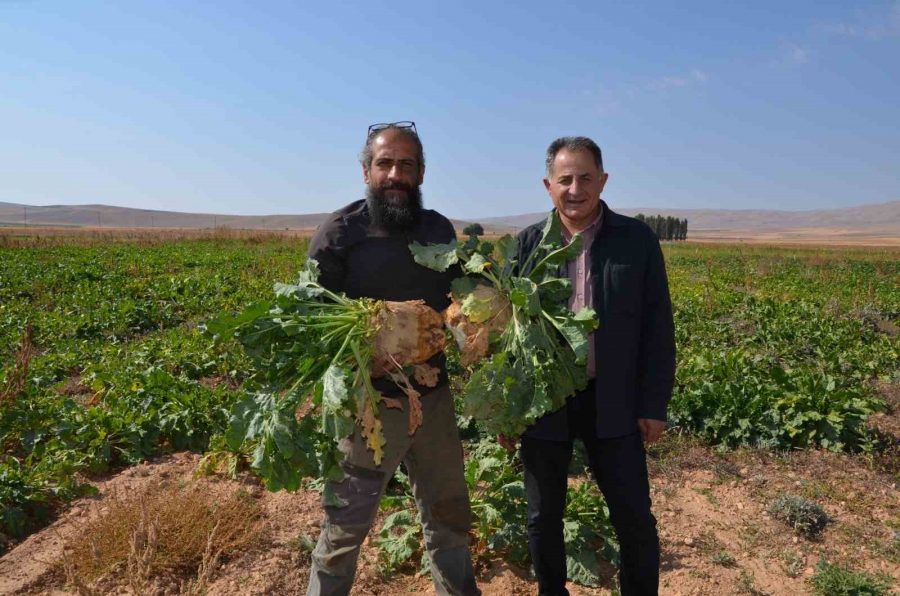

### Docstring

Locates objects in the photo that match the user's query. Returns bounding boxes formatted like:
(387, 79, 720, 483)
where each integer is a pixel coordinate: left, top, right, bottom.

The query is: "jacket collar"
(599, 199, 627, 228)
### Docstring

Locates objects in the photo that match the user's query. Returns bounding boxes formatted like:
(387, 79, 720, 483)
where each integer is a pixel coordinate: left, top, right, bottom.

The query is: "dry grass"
(0, 225, 511, 247)
(60, 481, 265, 590)
(0, 325, 35, 407)
(0, 226, 315, 247)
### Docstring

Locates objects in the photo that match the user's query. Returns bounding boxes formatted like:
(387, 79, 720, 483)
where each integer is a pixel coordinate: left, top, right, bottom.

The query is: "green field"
(2, 236, 898, 582)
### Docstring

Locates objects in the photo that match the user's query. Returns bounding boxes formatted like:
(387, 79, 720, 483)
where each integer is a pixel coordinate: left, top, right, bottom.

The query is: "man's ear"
(363, 164, 371, 185)
(598, 172, 609, 193)
(543, 177, 551, 192)
(417, 164, 426, 185)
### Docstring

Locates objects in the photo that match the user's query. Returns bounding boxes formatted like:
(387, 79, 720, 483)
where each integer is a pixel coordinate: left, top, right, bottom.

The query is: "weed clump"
(710, 550, 737, 567)
(768, 494, 830, 539)
(809, 560, 891, 595)
(60, 481, 264, 590)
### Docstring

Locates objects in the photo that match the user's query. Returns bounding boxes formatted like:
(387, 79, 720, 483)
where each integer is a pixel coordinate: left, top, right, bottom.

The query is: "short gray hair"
(359, 126, 426, 170)
(545, 136, 604, 176)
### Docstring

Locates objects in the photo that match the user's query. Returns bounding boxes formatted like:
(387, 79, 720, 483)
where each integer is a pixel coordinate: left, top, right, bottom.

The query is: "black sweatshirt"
(307, 199, 459, 397)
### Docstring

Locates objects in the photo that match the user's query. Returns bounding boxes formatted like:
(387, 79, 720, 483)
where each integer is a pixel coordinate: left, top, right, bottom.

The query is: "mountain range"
(1, 200, 898, 235)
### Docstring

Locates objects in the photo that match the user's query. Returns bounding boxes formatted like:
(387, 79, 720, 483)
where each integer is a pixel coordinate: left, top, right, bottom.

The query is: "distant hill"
(0, 201, 478, 231)
(476, 200, 900, 232)
(1, 200, 898, 236)
(0, 202, 334, 230)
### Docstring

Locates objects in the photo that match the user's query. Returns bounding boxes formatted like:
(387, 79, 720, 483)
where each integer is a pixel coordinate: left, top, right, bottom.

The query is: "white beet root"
(370, 300, 446, 376)
(443, 286, 511, 366)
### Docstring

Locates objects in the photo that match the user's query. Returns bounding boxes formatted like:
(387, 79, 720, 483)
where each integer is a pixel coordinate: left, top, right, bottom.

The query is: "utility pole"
(23, 205, 27, 228)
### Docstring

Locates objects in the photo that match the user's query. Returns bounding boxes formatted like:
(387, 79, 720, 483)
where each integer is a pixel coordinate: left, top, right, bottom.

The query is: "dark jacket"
(308, 199, 460, 397)
(517, 200, 676, 439)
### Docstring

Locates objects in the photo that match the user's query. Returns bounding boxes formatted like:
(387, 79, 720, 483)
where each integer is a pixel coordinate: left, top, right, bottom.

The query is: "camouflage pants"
(306, 384, 480, 596)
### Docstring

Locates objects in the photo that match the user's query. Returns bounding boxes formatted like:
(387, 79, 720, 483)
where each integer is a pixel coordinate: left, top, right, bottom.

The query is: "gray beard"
(366, 185, 423, 233)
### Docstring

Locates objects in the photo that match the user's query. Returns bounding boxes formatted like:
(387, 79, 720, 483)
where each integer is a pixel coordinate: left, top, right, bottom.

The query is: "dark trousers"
(520, 390, 659, 596)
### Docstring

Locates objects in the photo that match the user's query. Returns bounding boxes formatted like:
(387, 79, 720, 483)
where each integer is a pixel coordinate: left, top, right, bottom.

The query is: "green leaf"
(224, 394, 258, 450)
(459, 284, 507, 324)
(322, 365, 351, 414)
(545, 309, 598, 364)
(374, 510, 423, 573)
(573, 307, 598, 329)
(464, 253, 491, 274)
(322, 412, 355, 442)
(450, 276, 480, 300)
(274, 283, 323, 301)
(540, 209, 564, 246)
(530, 233, 582, 279)
(538, 278, 572, 304)
(321, 366, 355, 440)
(204, 301, 271, 339)
(494, 235, 518, 268)
(275, 260, 327, 300)
(271, 411, 300, 459)
(510, 278, 541, 316)
(409, 240, 460, 272)
(298, 259, 322, 285)
(477, 240, 495, 256)
(566, 549, 602, 587)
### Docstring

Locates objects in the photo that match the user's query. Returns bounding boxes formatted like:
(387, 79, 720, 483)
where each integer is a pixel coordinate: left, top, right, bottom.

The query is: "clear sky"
(2, 1, 899, 218)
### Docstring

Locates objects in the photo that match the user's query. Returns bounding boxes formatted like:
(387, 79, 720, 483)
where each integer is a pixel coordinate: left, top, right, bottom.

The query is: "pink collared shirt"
(562, 207, 603, 379)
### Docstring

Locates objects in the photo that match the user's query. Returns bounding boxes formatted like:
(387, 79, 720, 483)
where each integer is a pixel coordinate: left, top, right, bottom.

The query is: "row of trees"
(634, 214, 688, 240)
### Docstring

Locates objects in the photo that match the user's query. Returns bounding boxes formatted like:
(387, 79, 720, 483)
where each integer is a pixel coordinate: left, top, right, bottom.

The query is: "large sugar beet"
(371, 300, 446, 375)
(443, 285, 511, 366)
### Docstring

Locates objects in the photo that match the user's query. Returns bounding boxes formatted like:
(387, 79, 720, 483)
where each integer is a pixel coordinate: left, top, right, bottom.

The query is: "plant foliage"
(809, 560, 891, 595)
(206, 259, 399, 502)
(409, 213, 598, 436)
(767, 494, 830, 539)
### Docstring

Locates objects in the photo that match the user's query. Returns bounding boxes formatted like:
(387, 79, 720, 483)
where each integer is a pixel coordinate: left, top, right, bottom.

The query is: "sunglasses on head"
(367, 121, 417, 138)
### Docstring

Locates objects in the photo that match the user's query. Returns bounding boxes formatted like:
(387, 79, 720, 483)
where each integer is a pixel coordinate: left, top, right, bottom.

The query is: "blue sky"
(2, 1, 898, 218)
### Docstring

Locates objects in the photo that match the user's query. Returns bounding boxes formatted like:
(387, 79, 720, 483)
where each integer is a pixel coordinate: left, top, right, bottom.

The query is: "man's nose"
(387, 164, 402, 180)
(568, 180, 581, 195)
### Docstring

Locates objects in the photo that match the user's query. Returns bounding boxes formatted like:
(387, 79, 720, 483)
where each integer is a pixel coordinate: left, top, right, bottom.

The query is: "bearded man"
(305, 122, 480, 596)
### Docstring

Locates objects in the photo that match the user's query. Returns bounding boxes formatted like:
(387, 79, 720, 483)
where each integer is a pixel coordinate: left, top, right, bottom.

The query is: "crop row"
(1, 238, 897, 584)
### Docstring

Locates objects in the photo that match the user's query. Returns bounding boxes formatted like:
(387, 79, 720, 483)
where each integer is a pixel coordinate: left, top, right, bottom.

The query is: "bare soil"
(2, 433, 896, 596)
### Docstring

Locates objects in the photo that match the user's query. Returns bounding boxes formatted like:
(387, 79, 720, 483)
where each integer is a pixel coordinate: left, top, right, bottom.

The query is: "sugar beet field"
(1, 233, 898, 595)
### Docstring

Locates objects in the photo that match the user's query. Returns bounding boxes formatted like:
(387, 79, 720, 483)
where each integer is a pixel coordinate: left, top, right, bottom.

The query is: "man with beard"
(306, 122, 480, 596)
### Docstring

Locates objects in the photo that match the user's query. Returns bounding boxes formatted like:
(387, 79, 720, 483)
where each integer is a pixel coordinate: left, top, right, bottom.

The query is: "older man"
(515, 136, 676, 596)
(306, 122, 480, 596)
